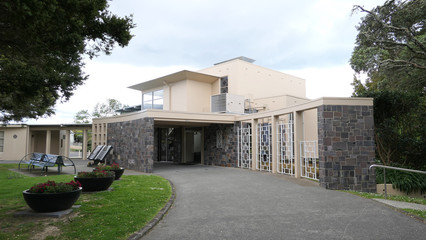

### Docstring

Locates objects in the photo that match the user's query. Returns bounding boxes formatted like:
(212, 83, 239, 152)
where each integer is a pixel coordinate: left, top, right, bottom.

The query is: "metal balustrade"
(369, 164, 426, 199)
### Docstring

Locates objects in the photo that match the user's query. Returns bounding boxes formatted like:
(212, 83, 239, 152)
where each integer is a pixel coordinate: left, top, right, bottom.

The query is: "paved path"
(144, 164, 425, 240)
(373, 198, 426, 211)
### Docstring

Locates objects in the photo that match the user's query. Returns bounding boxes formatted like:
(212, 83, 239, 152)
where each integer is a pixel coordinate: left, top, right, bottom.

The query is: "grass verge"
(0, 164, 172, 240)
(344, 190, 426, 220)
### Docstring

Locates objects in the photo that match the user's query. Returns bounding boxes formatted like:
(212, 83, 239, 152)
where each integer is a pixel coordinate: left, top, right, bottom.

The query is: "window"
(220, 76, 228, 94)
(0, 131, 4, 152)
(143, 90, 164, 109)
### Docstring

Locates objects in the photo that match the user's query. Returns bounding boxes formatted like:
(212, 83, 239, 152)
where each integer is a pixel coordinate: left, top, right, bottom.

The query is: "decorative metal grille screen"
(257, 123, 271, 172)
(300, 141, 319, 180)
(238, 124, 252, 169)
(277, 121, 294, 175)
(216, 130, 223, 149)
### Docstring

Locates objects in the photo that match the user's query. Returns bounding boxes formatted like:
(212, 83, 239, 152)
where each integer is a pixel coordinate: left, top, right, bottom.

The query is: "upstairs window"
(220, 76, 228, 94)
(0, 131, 4, 152)
(143, 90, 164, 110)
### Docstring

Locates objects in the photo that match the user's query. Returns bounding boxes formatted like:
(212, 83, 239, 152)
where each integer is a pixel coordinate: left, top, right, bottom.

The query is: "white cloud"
(26, 61, 196, 124)
(23, 0, 386, 124)
(284, 64, 355, 99)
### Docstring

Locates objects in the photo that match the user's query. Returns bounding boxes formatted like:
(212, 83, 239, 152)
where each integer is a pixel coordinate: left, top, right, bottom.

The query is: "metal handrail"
(369, 164, 426, 199)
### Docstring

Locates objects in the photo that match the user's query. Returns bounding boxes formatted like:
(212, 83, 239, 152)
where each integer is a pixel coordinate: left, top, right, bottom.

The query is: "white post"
(294, 111, 303, 178)
(251, 118, 258, 171)
(82, 129, 88, 160)
(45, 130, 51, 154)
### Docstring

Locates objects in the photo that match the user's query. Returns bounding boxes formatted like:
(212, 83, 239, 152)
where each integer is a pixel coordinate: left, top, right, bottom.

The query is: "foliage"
(351, 0, 426, 94)
(350, 0, 426, 171)
(92, 99, 127, 118)
(0, 0, 135, 122)
(344, 190, 426, 205)
(74, 98, 127, 123)
(375, 167, 426, 194)
(0, 164, 172, 240)
(74, 110, 92, 124)
(77, 169, 115, 178)
(344, 190, 426, 219)
(96, 163, 121, 171)
(403, 209, 426, 219)
(366, 91, 425, 169)
(28, 180, 81, 193)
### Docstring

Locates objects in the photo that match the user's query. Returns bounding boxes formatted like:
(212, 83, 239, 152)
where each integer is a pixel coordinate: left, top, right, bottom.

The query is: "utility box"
(211, 93, 244, 113)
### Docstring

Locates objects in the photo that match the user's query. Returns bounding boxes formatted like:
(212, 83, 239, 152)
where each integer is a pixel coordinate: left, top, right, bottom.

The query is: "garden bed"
(0, 164, 172, 240)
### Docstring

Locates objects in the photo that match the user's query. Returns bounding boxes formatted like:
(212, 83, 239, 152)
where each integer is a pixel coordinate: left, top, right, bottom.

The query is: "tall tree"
(0, 0, 134, 122)
(351, 0, 426, 169)
(351, 0, 425, 93)
(73, 98, 126, 123)
(74, 110, 92, 124)
(92, 98, 126, 118)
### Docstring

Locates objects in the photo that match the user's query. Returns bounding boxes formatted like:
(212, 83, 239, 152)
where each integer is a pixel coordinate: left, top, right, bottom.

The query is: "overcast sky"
(26, 0, 385, 124)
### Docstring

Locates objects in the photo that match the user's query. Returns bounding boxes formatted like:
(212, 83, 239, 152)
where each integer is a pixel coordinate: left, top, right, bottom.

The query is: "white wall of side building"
(0, 125, 29, 160)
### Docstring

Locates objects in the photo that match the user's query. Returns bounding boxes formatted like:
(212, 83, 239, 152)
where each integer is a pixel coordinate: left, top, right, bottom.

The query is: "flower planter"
(23, 187, 82, 212)
(74, 176, 114, 192)
(110, 168, 125, 180)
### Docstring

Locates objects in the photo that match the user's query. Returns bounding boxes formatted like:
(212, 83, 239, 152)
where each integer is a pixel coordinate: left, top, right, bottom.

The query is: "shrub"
(376, 167, 426, 194)
(95, 163, 121, 171)
(77, 169, 115, 178)
(28, 180, 81, 193)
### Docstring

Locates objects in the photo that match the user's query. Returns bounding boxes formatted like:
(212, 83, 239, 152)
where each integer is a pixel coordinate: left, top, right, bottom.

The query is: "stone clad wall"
(204, 123, 239, 167)
(107, 117, 154, 173)
(317, 105, 376, 192)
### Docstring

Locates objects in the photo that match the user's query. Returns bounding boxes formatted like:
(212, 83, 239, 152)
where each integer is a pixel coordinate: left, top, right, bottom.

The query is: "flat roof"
(128, 70, 220, 92)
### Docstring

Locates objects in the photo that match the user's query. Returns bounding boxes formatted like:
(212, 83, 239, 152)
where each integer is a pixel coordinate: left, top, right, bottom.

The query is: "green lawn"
(0, 164, 172, 240)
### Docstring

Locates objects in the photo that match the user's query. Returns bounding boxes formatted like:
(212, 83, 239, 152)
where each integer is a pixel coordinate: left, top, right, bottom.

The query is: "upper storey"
(128, 57, 308, 114)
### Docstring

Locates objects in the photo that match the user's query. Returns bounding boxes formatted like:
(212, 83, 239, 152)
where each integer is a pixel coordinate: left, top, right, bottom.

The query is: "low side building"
(0, 124, 91, 160)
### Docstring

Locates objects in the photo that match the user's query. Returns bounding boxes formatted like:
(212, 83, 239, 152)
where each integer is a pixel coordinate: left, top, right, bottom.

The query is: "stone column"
(318, 105, 376, 192)
(201, 127, 205, 165)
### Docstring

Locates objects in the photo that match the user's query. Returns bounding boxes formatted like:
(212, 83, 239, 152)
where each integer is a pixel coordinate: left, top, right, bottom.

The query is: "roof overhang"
(128, 70, 220, 92)
(28, 123, 92, 131)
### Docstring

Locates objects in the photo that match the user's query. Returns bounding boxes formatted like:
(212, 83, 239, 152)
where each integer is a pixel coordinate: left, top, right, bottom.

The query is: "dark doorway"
(157, 127, 178, 162)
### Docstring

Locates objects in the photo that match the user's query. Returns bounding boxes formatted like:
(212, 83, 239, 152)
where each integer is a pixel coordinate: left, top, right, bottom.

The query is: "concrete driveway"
(144, 164, 425, 240)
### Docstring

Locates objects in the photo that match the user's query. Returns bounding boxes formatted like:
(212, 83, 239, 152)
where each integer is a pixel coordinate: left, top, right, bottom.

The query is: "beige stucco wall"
(137, 59, 307, 114)
(199, 59, 306, 105)
(249, 95, 311, 112)
(169, 80, 188, 112)
(144, 79, 213, 113)
(31, 131, 46, 153)
(211, 79, 220, 96)
(186, 80, 212, 112)
(0, 126, 29, 160)
(303, 108, 318, 142)
(92, 122, 108, 147)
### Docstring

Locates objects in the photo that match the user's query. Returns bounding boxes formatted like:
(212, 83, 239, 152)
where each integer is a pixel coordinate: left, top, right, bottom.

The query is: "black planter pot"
(74, 176, 114, 192)
(110, 168, 125, 180)
(23, 187, 82, 212)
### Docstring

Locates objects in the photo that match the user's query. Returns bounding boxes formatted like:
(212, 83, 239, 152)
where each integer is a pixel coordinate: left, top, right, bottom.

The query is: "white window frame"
(143, 89, 164, 110)
(0, 131, 4, 152)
